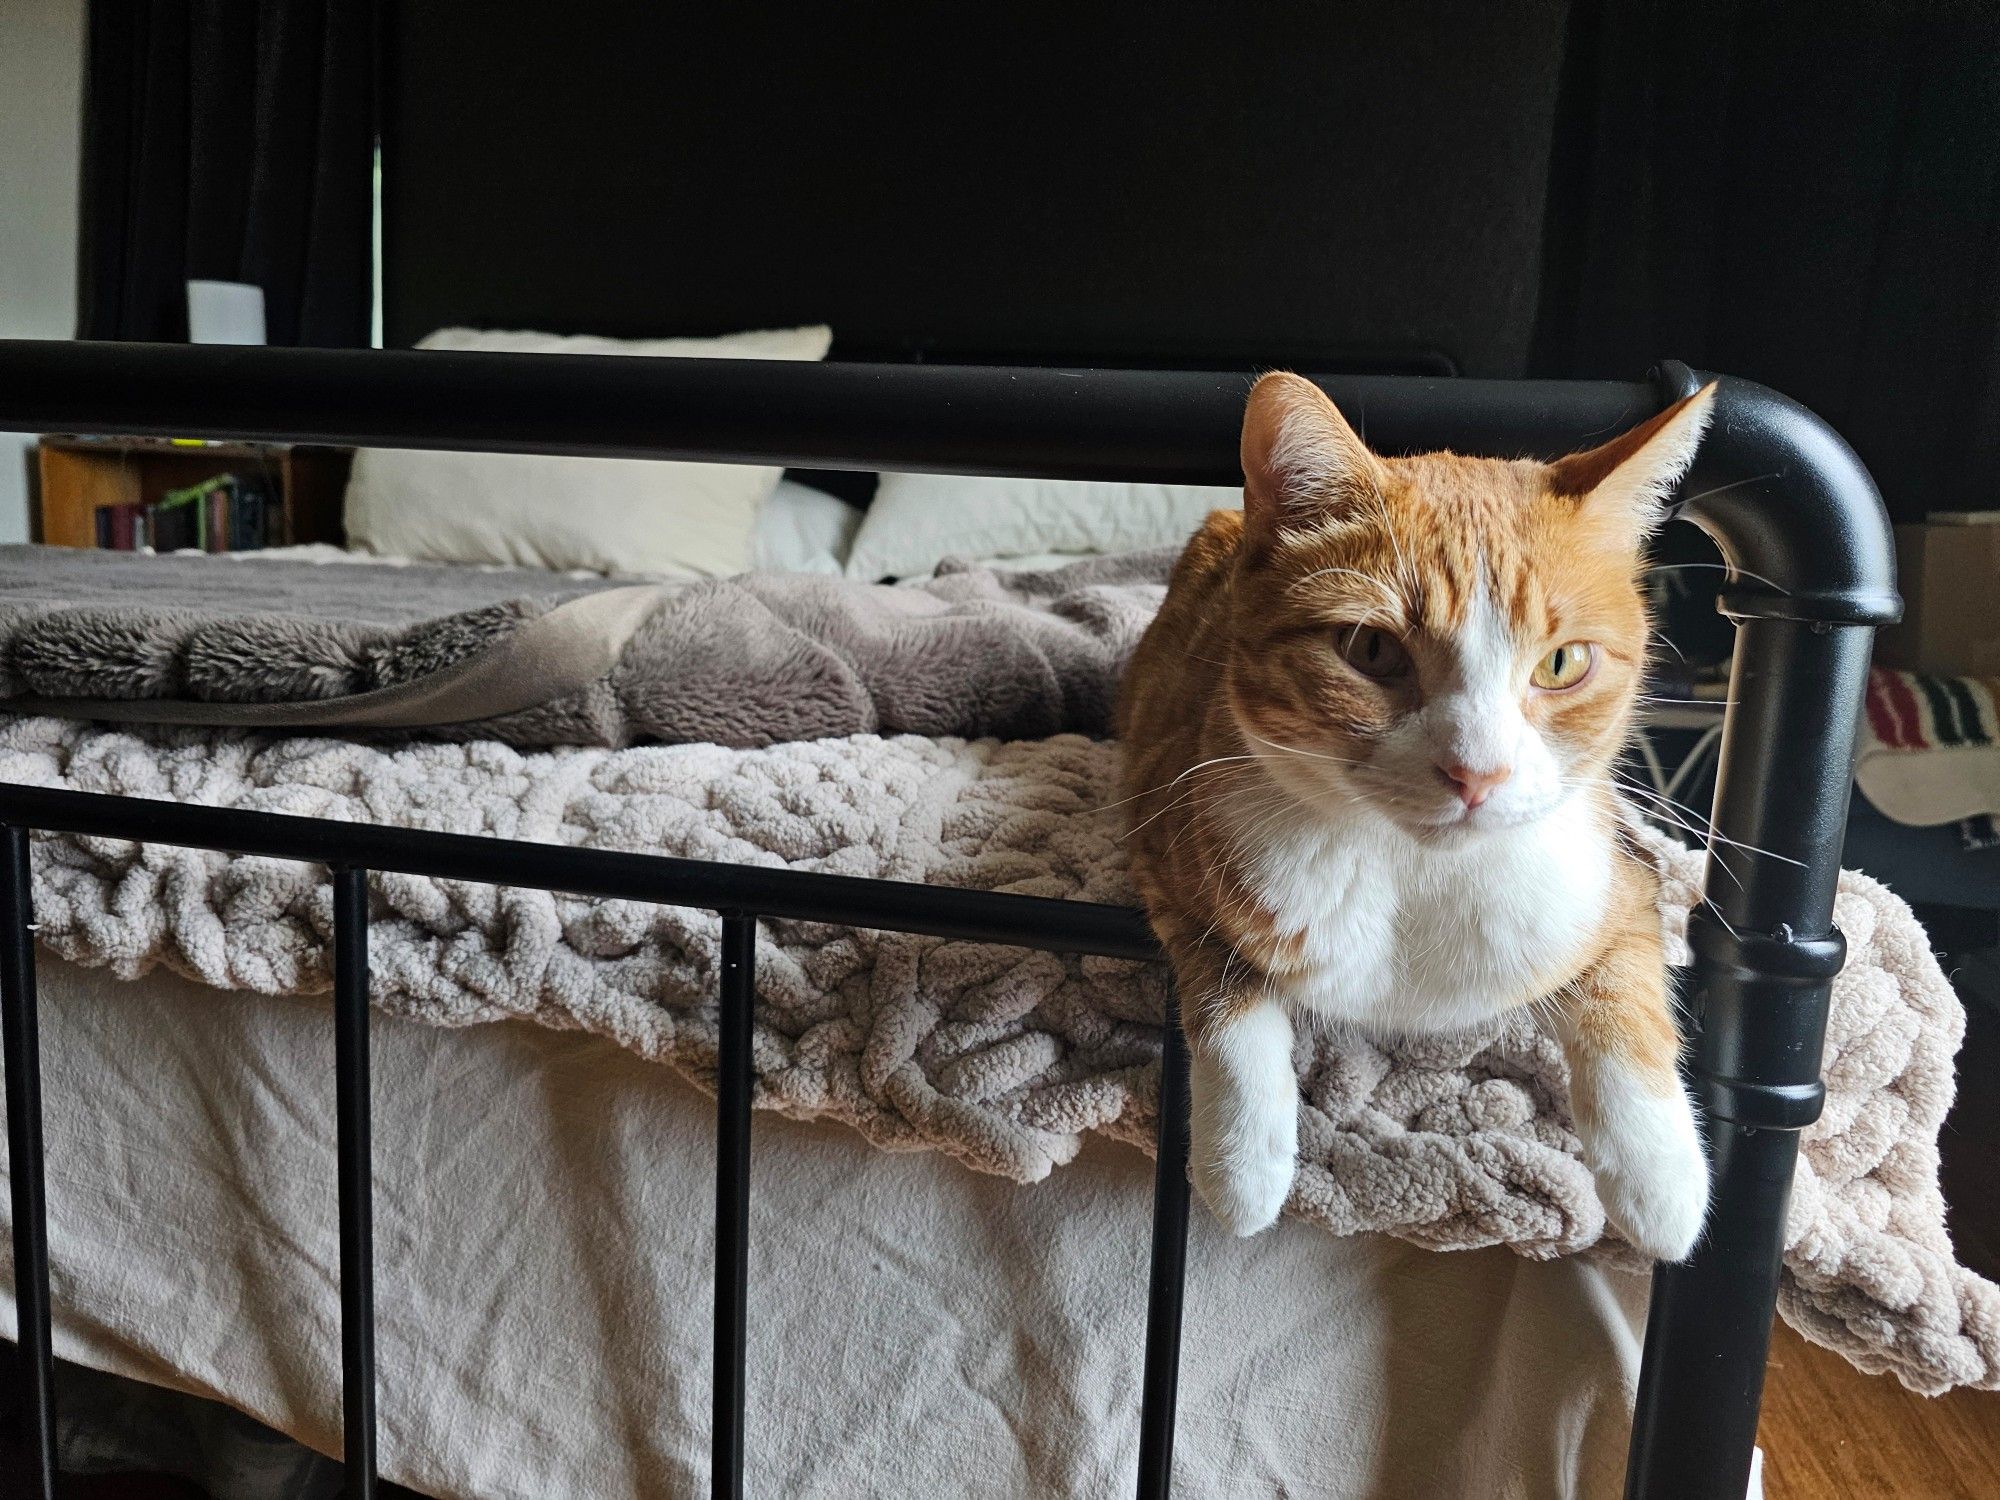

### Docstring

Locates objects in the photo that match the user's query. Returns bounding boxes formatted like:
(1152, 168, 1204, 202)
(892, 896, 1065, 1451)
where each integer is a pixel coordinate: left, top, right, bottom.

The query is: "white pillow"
(751, 479, 863, 574)
(842, 474, 1240, 581)
(344, 325, 833, 577)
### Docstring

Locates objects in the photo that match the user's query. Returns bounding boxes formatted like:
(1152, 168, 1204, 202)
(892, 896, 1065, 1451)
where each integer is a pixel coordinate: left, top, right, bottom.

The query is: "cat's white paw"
(1588, 1089, 1710, 1263)
(1188, 1001, 1299, 1237)
(1191, 1099, 1297, 1236)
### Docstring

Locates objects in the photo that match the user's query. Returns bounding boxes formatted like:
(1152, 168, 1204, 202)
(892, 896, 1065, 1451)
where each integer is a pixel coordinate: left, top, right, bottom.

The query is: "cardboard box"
(1875, 512, 2000, 675)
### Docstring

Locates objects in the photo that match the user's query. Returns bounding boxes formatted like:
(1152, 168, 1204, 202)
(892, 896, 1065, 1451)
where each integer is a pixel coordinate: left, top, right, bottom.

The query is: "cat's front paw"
(1187, 1002, 1300, 1237)
(1590, 1091, 1711, 1263)
(1190, 1106, 1297, 1237)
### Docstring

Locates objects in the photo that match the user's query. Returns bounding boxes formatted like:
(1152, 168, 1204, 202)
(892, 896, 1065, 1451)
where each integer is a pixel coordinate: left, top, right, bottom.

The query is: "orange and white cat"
(1118, 373, 1714, 1262)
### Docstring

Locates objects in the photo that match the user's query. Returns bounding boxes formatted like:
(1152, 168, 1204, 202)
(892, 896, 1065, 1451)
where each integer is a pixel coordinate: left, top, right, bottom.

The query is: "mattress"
(2, 957, 1649, 1499)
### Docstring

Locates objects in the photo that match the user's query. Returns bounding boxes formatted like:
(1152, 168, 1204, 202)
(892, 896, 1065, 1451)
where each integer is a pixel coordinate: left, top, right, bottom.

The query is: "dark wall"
(381, 1, 2000, 523)
(383, 2, 1572, 376)
(1539, 0, 2000, 524)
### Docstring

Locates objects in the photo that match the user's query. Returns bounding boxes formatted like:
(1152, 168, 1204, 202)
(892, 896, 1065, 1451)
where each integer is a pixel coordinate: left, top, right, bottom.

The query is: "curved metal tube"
(1629, 365, 1896, 1500)
(1660, 361, 1900, 626)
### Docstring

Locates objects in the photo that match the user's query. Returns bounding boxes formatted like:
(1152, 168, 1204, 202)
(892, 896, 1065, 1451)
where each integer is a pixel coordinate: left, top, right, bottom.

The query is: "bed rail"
(0, 785, 1163, 1500)
(0, 340, 1896, 1500)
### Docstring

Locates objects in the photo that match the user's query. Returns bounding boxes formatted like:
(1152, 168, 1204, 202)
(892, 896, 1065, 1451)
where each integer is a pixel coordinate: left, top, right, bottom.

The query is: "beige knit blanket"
(3, 715, 1993, 1394)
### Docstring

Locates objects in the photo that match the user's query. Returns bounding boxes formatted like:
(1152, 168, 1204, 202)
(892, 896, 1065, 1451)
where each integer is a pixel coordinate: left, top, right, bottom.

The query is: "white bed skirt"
(1, 960, 1650, 1498)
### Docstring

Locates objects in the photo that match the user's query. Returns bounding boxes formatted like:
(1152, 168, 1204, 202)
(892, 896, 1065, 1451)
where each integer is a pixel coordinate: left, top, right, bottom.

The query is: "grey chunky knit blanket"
(2, 714, 1993, 1396)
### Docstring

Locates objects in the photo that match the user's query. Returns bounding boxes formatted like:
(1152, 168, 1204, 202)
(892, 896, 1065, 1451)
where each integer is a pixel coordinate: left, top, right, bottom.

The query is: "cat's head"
(1223, 372, 1714, 837)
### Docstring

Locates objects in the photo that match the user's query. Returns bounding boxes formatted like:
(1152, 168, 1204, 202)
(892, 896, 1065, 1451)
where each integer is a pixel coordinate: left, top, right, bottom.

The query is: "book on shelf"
(92, 502, 153, 551)
(205, 486, 229, 552)
(97, 473, 280, 553)
(146, 497, 187, 552)
(231, 483, 268, 550)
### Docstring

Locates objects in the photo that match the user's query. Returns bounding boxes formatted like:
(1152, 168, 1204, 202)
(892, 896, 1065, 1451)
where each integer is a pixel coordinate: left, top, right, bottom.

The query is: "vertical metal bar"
(1625, 618, 1875, 1499)
(1136, 1001, 1192, 1500)
(332, 866, 377, 1500)
(713, 911, 755, 1500)
(1, 824, 54, 1500)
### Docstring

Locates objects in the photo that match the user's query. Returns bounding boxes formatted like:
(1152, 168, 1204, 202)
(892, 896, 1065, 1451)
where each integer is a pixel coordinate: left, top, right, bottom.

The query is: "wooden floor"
(1759, 1322, 2000, 1499)
(1754, 992, 2000, 1499)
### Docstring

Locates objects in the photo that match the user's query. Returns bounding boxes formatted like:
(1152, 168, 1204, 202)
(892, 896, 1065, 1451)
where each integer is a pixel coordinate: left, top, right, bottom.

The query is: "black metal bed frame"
(0, 341, 1896, 1499)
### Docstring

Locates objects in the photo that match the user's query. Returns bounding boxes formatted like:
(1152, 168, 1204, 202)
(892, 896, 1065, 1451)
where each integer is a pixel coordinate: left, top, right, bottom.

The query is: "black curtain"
(76, 0, 375, 347)
(1537, 0, 2000, 527)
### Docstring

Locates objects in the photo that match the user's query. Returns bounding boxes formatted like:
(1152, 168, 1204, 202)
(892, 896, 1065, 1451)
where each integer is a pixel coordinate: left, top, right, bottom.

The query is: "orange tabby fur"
(1117, 373, 1716, 1258)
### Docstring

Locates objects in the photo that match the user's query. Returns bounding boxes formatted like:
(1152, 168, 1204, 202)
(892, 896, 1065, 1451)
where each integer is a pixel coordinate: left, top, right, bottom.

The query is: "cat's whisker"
(1239, 729, 1369, 768)
(1612, 773, 1804, 865)
(1127, 784, 1260, 850)
(1100, 754, 1261, 818)
(1629, 806, 1748, 889)
(1288, 567, 1407, 617)
(1328, 604, 1401, 632)
(1210, 790, 1311, 858)
(1609, 779, 1804, 882)
(1224, 781, 1363, 852)
(1696, 899, 1744, 943)
(1360, 487, 1417, 594)
(1671, 471, 1784, 516)
(1124, 778, 1244, 840)
(1170, 784, 1292, 856)
(1102, 762, 1252, 814)
(1643, 553, 1789, 597)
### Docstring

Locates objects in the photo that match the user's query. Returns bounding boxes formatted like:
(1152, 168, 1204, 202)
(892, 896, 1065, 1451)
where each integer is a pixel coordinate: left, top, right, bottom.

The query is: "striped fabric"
(1866, 667, 2000, 751)
(1862, 667, 2000, 851)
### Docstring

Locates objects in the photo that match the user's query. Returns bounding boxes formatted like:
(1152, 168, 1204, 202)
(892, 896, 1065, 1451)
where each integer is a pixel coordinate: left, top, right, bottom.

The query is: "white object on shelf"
(186, 279, 266, 345)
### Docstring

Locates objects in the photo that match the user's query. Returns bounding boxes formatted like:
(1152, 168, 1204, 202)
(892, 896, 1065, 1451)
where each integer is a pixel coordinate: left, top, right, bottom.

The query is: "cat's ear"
(1547, 383, 1717, 548)
(1240, 372, 1384, 541)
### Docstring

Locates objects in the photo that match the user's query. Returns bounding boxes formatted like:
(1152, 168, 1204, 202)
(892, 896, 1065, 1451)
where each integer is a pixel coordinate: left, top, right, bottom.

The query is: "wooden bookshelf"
(33, 438, 352, 549)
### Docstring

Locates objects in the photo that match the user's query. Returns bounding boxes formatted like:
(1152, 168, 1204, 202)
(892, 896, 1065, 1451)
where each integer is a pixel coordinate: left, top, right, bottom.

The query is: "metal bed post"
(332, 866, 379, 1498)
(1622, 365, 1898, 1498)
(714, 911, 755, 1500)
(1, 824, 55, 1500)
(1136, 1003, 1192, 1499)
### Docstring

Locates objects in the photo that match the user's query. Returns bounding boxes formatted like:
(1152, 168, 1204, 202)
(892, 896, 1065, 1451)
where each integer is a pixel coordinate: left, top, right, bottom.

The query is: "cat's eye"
(1337, 626, 1410, 680)
(1532, 641, 1596, 691)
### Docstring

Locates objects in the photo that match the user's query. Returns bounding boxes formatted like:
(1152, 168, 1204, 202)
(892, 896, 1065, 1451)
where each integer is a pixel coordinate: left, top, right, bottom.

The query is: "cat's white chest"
(1228, 792, 1612, 1034)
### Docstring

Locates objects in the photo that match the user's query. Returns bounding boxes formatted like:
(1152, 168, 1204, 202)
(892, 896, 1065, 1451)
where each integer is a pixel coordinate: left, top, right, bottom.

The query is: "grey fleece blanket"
(0, 545, 1170, 747)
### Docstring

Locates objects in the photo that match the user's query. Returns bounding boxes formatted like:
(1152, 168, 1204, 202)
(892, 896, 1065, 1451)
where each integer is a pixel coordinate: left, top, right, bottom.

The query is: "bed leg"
(1, 825, 55, 1500)
(714, 912, 756, 1500)
(1623, 617, 1874, 1499)
(1628, 1121, 1809, 1499)
(1137, 998, 1191, 1500)
(332, 867, 378, 1499)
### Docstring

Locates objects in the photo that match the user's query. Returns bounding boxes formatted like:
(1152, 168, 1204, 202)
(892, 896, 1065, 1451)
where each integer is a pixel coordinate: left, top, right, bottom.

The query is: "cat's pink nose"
(1440, 761, 1512, 808)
